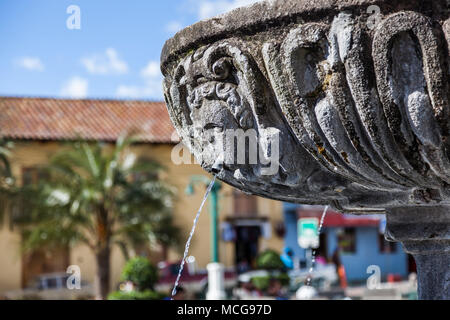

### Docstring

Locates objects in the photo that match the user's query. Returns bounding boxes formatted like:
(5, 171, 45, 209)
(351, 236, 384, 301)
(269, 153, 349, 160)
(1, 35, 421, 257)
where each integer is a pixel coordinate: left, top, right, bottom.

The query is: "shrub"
(108, 290, 166, 300)
(121, 257, 159, 291)
(251, 276, 271, 291)
(277, 273, 290, 286)
(256, 249, 284, 270)
(250, 274, 290, 291)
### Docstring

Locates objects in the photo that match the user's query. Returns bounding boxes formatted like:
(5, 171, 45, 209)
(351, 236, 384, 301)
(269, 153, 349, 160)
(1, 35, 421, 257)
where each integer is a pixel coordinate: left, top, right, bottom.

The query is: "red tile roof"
(297, 207, 381, 227)
(0, 97, 178, 143)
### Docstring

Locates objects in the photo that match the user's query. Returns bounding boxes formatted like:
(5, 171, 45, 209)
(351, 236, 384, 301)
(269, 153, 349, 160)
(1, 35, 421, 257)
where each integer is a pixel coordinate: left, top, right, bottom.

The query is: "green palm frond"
(0, 139, 13, 180)
(0, 139, 14, 225)
(11, 133, 179, 258)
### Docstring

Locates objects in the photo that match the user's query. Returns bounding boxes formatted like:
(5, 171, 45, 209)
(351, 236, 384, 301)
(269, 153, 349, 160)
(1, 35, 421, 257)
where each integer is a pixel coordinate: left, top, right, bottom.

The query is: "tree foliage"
(10, 134, 180, 299)
(120, 257, 159, 291)
(14, 135, 178, 251)
(256, 249, 285, 270)
(0, 138, 14, 223)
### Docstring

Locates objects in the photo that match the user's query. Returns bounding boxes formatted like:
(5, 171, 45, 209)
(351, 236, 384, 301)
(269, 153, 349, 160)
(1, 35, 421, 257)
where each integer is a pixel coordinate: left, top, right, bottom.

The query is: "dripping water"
(306, 205, 329, 287)
(171, 174, 218, 298)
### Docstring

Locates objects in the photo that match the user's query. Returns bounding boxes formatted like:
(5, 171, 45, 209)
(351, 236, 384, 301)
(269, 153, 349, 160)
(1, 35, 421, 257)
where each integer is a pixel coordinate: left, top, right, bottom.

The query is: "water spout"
(171, 174, 218, 298)
(306, 206, 329, 287)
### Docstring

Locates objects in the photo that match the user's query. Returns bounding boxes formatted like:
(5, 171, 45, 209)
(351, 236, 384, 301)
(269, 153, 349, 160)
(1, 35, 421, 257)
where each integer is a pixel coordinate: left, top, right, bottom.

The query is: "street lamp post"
(209, 181, 220, 263)
(186, 176, 222, 263)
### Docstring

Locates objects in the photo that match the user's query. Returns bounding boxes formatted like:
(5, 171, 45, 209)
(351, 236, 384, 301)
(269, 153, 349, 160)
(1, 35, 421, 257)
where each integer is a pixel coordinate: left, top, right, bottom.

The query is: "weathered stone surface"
(386, 206, 450, 300)
(161, 0, 449, 299)
(162, 0, 449, 213)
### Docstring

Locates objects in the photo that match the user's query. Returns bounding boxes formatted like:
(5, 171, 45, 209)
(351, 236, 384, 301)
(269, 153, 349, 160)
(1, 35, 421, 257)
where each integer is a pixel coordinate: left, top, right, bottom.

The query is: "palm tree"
(0, 138, 14, 221)
(12, 134, 180, 299)
(0, 138, 12, 177)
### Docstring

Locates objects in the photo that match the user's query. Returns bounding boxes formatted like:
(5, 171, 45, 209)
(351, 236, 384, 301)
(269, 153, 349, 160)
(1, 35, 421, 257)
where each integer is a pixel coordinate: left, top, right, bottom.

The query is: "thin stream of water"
(306, 205, 329, 287)
(171, 175, 218, 298)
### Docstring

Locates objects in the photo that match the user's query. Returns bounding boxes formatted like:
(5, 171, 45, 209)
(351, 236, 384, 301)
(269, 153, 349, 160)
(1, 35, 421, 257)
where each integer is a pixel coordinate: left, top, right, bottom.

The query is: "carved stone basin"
(161, 0, 450, 299)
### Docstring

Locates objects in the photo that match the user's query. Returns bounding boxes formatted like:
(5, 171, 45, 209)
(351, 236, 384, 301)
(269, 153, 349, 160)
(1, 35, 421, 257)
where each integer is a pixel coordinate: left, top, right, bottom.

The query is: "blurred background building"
(283, 203, 415, 283)
(0, 96, 285, 295)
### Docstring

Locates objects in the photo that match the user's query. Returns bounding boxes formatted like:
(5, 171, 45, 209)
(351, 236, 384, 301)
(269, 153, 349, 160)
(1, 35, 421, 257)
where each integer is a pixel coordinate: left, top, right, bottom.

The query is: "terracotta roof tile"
(0, 97, 178, 143)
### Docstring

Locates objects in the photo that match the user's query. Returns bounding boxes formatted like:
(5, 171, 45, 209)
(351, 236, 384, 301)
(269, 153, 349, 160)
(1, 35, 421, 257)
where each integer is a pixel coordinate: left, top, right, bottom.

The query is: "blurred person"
(233, 281, 250, 300)
(280, 247, 295, 270)
(315, 255, 327, 266)
(267, 278, 288, 300)
(234, 280, 262, 300)
(249, 282, 264, 298)
(332, 248, 347, 289)
(237, 261, 251, 274)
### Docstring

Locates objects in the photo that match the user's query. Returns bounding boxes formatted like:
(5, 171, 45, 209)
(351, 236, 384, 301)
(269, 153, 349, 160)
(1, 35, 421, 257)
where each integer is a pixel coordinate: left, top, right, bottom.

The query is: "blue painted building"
(283, 204, 411, 282)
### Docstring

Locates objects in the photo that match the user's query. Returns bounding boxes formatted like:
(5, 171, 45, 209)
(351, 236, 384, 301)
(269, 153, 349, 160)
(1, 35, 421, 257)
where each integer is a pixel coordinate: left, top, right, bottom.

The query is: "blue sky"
(0, 0, 261, 101)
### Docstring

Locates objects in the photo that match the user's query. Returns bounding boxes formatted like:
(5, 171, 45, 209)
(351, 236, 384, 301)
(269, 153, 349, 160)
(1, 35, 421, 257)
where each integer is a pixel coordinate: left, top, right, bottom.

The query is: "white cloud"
(81, 48, 128, 75)
(15, 57, 45, 72)
(116, 80, 163, 100)
(116, 60, 163, 100)
(165, 21, 184, 34)
(196, 0, 262, 19)
(60, 76, 88, 99)
(140, 61, 160, 79)
(116, 85, 142, 98)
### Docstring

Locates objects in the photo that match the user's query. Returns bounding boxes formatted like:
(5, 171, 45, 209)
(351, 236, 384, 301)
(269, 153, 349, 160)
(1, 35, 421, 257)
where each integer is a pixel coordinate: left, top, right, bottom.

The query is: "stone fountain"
(161, 0, 449, 300)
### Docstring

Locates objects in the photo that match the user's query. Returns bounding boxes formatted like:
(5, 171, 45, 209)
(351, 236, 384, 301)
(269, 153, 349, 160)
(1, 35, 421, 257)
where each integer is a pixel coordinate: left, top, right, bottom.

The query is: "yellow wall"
(0, 218, 22, 293)
(0, 141, 285, 294)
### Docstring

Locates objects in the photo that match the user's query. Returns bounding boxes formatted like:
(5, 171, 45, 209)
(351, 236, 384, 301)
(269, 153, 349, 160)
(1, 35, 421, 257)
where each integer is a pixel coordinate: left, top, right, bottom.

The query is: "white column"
(206, 263, 226, 300)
